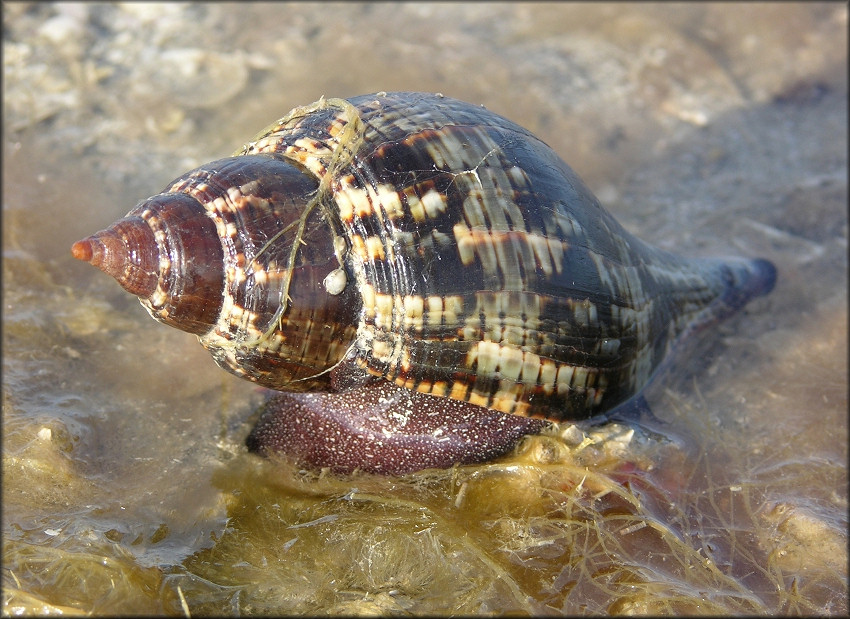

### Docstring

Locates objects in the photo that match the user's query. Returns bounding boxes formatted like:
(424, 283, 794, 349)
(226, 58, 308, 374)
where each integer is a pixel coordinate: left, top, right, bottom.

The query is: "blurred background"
(3, 2, 846, 615)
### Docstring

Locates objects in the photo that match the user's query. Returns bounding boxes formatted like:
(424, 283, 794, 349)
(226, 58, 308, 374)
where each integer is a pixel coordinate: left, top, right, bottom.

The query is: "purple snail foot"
(246, 380, 548, 475)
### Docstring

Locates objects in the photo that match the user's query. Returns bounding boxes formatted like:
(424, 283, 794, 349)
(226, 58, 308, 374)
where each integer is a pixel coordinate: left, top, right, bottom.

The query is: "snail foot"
(245, 381, 547, 475)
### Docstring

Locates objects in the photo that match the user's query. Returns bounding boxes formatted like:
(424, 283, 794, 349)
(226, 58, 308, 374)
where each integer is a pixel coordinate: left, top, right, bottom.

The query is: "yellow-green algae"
(158, 420, 840, 615)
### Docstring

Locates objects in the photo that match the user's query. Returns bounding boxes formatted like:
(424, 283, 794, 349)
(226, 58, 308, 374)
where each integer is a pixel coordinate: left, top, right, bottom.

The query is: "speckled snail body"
(72, 92, 776, 474)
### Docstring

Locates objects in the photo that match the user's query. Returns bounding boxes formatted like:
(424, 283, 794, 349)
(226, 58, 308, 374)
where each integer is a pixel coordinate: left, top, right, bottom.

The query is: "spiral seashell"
(72, 92, 776, 474)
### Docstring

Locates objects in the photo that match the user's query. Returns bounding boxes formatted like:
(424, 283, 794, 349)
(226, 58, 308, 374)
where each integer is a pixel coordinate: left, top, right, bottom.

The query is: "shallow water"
(3, 2, 847, 615)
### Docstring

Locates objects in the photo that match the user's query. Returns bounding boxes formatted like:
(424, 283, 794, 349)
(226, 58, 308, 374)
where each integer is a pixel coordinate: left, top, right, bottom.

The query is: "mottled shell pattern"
(73, 92, 775, 425)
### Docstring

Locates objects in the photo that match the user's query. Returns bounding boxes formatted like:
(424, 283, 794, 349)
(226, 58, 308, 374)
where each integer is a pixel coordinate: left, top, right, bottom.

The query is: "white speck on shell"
(323, 268, 347, 295)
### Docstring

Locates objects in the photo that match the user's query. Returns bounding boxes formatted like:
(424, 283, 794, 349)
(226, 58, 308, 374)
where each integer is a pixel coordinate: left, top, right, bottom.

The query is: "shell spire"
(72, 192, 226, 335)
(71, 153, 356, 391)
(72, 217, 159, 298)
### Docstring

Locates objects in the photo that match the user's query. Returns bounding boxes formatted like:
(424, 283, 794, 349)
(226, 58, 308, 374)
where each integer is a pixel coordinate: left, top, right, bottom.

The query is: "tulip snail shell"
(72, 92, 776, 475)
